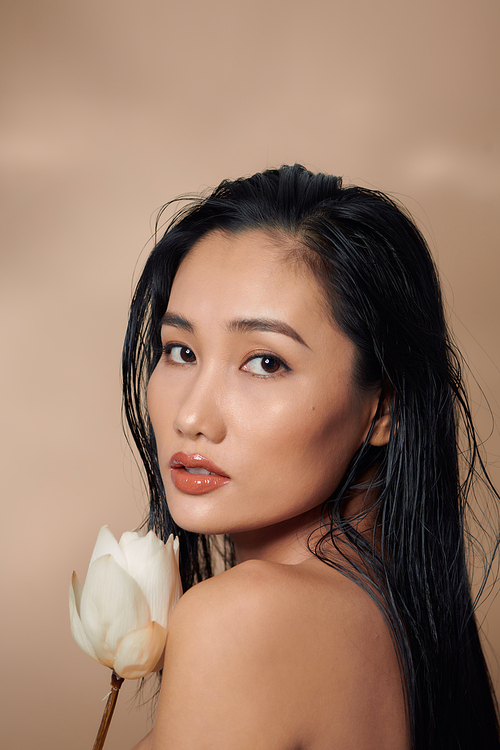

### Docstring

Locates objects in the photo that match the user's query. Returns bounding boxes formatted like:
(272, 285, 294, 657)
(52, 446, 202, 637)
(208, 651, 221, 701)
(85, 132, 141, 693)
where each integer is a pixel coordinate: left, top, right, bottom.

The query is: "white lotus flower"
(69, 525, 181, 679)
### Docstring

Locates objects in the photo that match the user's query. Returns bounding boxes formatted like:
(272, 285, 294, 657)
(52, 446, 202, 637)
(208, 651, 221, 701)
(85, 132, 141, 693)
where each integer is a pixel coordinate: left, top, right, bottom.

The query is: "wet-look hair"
(122, 164, 500, 749)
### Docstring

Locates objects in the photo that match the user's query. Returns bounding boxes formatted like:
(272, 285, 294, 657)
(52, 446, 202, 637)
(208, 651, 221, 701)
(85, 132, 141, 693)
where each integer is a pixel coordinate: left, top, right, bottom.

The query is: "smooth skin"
(133, 229, 407, 749)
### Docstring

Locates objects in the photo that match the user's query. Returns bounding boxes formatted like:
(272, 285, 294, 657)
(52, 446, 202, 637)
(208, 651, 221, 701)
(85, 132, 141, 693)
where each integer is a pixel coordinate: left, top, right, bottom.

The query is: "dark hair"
(122, 164, 500, 749)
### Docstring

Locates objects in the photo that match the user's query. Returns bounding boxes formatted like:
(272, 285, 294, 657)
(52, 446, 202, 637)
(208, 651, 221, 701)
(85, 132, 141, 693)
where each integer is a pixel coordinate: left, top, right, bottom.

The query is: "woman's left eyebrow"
(227, 318, 310, 349)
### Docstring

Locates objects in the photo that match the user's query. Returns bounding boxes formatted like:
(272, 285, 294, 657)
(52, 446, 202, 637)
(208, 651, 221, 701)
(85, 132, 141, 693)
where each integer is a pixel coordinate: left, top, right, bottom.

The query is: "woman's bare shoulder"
(158, 559, 306, 679)
(168, 557, 305, 633)
(148, 558, 407, 749)
(169, 555, 395, 654)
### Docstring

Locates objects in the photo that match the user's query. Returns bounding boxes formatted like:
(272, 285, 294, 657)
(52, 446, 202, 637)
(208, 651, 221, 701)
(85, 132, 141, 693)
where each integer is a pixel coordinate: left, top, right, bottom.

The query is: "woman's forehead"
(171, 229, 330, 320)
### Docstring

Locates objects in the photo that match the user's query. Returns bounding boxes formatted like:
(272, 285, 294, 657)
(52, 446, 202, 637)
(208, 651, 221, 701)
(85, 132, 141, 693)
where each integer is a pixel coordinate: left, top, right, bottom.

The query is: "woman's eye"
(163, 344, 196, 364)
(243, 355, 289, 376)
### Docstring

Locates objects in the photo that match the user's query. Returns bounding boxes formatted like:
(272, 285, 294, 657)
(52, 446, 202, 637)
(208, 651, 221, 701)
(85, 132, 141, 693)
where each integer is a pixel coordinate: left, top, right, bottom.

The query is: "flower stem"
(91, 670, 124, 750)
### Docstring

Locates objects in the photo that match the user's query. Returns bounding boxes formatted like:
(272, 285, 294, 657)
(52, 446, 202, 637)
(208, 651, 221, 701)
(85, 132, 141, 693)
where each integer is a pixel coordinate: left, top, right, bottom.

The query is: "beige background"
(1, 1, 499, 747)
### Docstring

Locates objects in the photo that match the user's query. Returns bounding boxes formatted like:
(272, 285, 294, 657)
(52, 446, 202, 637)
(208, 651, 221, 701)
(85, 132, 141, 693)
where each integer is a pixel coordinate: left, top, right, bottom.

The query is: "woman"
(124, 165, 500, 749)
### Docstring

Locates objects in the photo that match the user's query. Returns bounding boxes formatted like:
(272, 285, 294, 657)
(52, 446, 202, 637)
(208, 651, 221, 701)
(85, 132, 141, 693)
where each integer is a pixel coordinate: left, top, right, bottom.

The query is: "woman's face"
(147, 229, 380, 553)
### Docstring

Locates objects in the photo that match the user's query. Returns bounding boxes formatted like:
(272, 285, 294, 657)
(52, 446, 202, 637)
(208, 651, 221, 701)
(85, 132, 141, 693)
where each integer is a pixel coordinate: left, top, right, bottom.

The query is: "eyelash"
(161, 344, 291, 378)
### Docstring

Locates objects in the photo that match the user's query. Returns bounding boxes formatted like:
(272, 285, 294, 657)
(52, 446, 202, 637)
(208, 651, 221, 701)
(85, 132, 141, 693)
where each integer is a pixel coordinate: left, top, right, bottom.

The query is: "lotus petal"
(89, 525, 127, 572)
(113, 621, 167, 679)
(69, 572, 98, 661)
(119, 531, 182, 628)
(172, 535, 180, 564)
(165, 535, 182, 618)
(80, 554, 151, 666)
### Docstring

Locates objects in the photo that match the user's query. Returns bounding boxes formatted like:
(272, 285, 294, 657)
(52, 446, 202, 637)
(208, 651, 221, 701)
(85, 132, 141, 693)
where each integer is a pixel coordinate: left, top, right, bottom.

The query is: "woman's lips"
(169, 452, 231, 495)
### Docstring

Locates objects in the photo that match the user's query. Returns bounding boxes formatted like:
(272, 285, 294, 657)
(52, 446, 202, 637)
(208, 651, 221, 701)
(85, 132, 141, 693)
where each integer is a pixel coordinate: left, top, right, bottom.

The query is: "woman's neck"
(231, 473, 380, 566)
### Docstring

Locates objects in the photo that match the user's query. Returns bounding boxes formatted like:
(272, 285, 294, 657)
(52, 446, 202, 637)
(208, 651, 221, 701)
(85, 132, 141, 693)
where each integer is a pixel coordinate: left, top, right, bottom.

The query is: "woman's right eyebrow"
(160, 312, 194, 332)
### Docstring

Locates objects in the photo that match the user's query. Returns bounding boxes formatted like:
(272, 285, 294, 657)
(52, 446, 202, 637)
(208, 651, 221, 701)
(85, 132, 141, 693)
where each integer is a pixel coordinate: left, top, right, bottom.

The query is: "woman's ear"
(368, 391, 392, 447)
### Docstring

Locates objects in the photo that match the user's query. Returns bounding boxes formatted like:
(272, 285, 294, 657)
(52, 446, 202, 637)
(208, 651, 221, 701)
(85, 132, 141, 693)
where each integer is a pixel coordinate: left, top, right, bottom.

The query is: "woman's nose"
(173, 370, 227, 444)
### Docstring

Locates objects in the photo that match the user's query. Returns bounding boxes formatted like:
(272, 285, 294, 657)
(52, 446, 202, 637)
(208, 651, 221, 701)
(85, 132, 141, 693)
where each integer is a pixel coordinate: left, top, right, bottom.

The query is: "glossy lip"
(169, 452, 231, 495)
